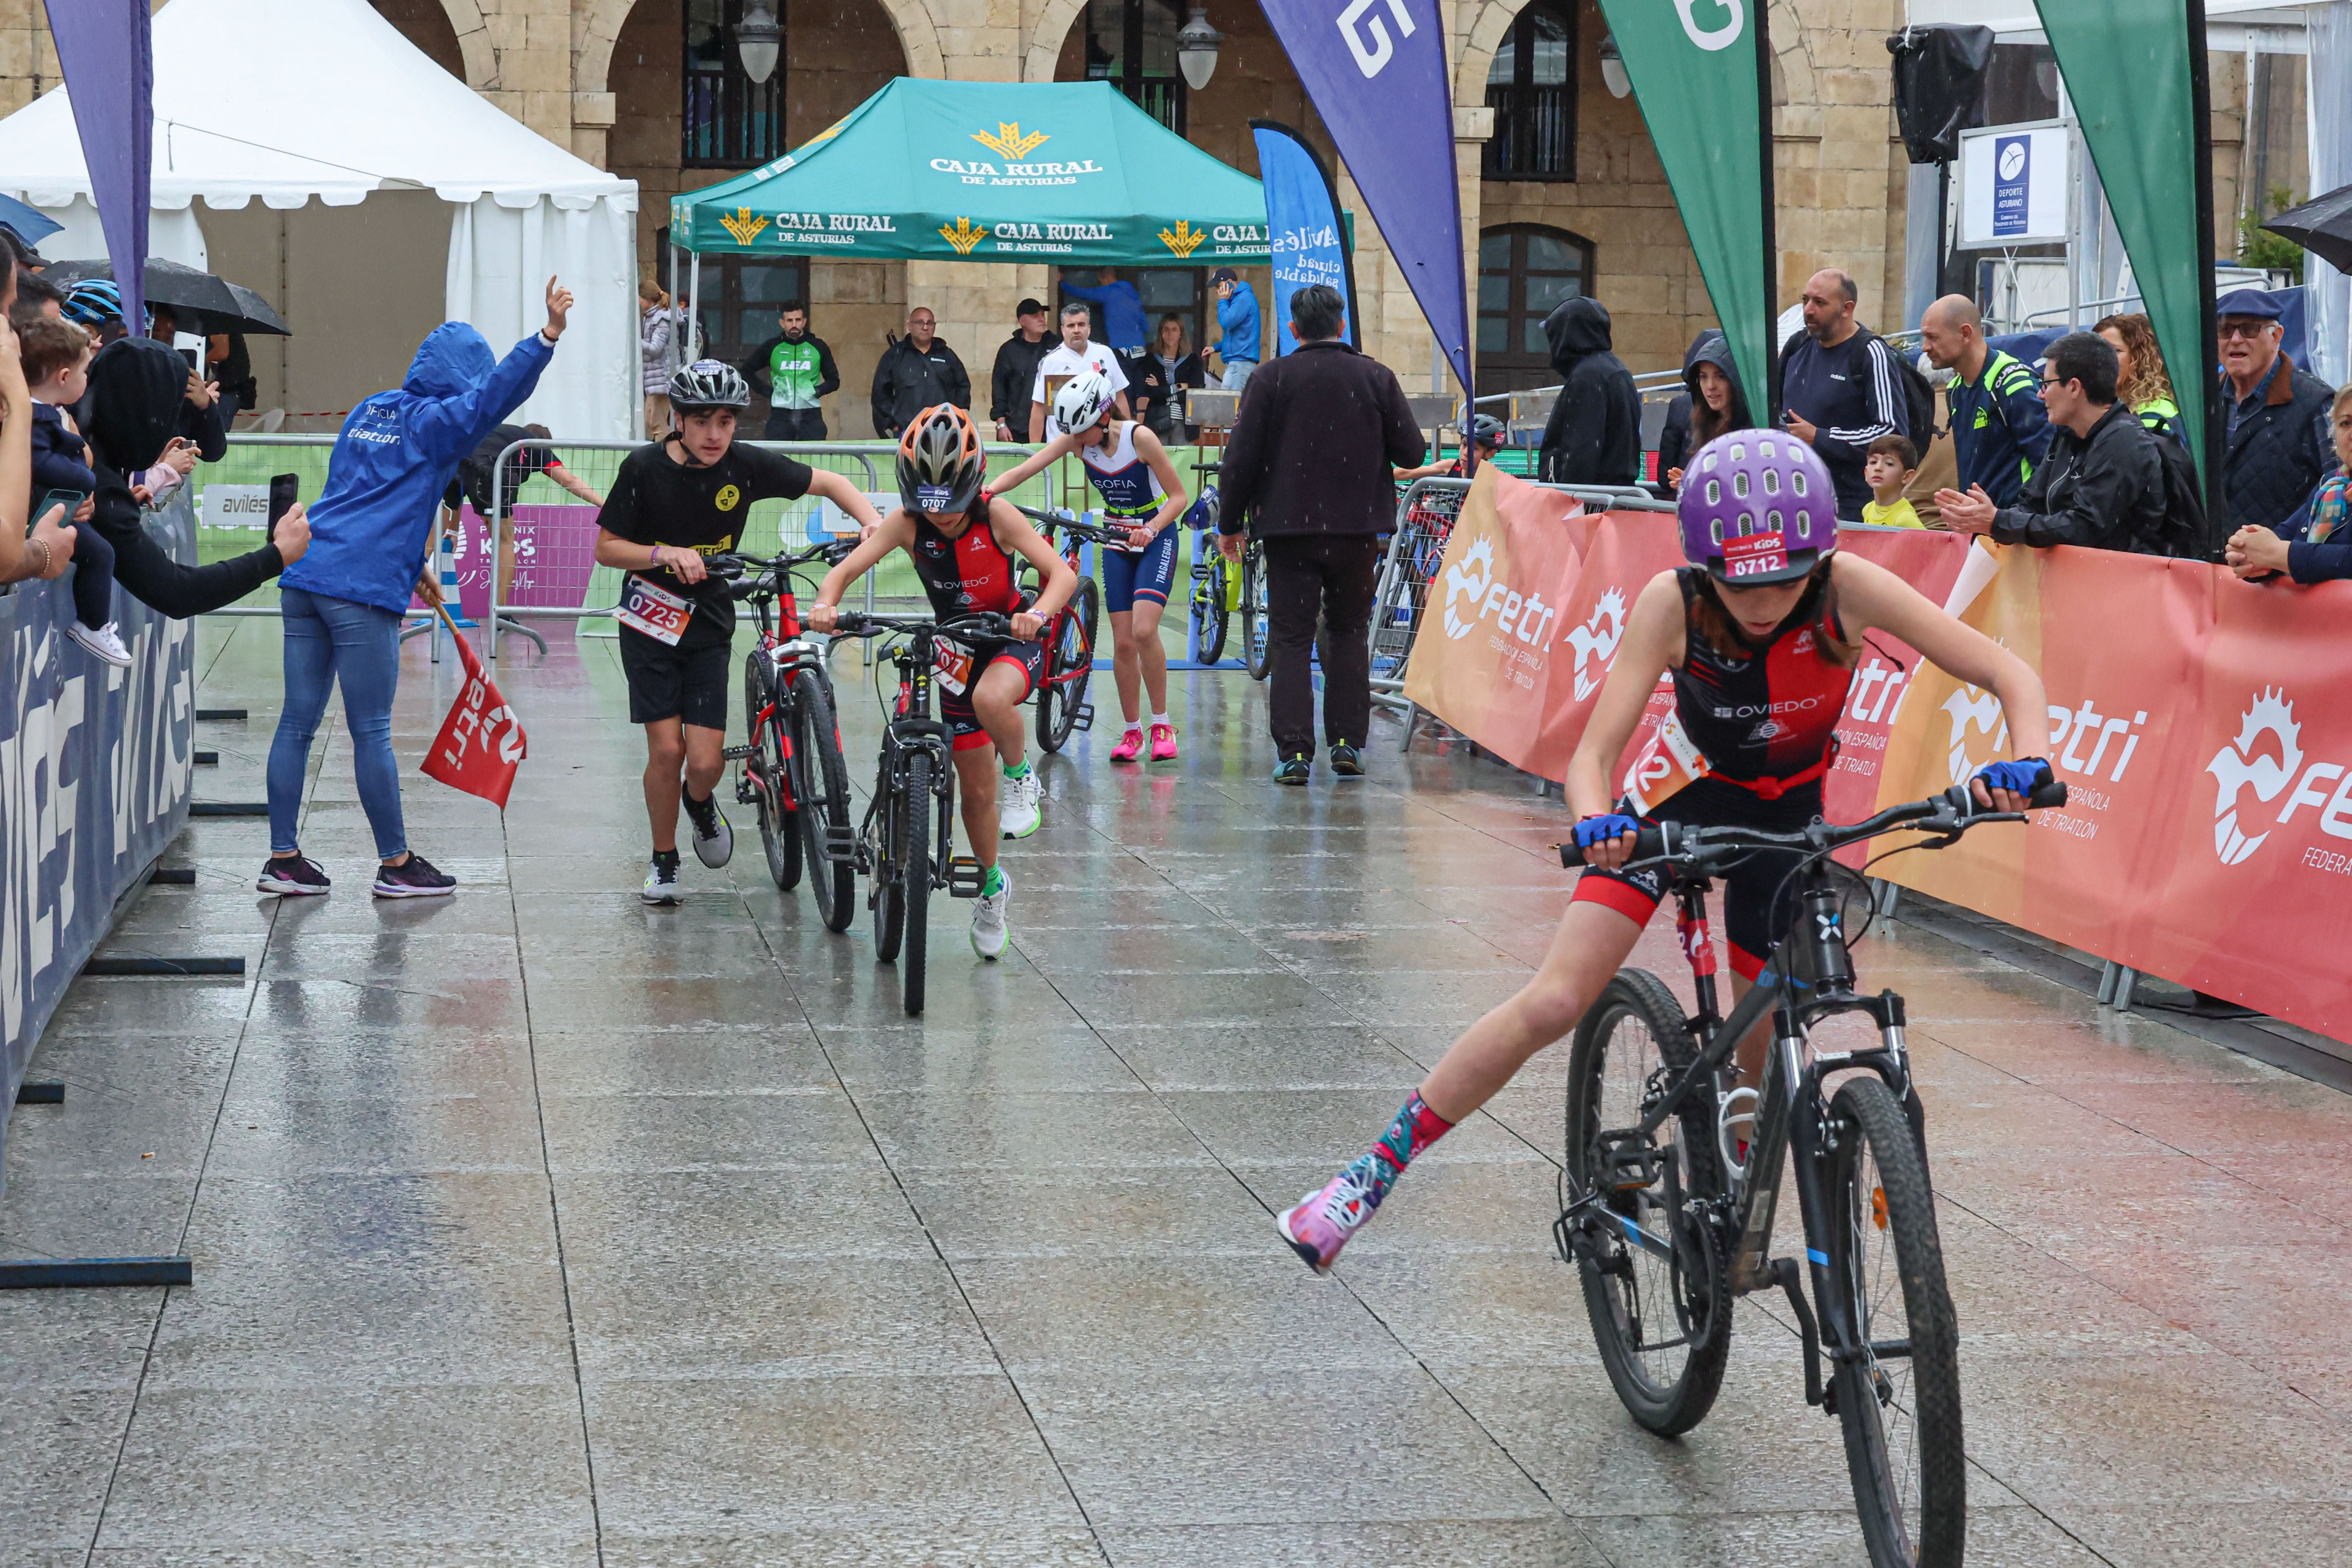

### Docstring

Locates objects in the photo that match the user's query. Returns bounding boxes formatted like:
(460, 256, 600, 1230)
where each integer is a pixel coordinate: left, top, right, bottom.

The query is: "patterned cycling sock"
(981, 863, 1004, 898)
(1003, 759, 1031, 780)
(1347, 1090, 1454, 1207)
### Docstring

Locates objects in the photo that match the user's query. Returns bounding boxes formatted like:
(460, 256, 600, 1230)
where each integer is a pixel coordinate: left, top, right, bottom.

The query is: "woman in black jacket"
(1136, 314, 1207, 441)
(1657, 330, 1753, 493)
(82, 338, 307, 617)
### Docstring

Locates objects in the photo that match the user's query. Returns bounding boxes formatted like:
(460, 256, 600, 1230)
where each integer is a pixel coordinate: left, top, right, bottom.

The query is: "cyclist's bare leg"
(640, 720, 724, 854)
(1132, 600, 1171, 715)
(952, 747, 999, 871)
(972, 659, 1029, 771)
(1108, 609, 1143, 723)
(956, 659, 1031, 863)
(1418, 900, 1646, 1121)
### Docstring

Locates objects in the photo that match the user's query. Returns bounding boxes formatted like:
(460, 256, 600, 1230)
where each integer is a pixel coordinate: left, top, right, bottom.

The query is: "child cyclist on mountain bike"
(989, 370, 1190, 762)
(806, 405, 1079, 960)
(1278, 431, 2057, 1271)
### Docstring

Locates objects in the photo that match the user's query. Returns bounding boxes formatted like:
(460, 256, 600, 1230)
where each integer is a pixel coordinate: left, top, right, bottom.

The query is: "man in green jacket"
(740, 301, 839, 442)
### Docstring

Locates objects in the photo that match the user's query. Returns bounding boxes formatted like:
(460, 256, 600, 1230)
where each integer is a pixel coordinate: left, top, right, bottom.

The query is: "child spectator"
(21, 315, 128, 664)
(1862, 433, 1924, 529)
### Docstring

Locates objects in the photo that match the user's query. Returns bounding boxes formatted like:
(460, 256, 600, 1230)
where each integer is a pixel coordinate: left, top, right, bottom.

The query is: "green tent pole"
(2186, 0, 2227, 538)
(1756, 5, 1782, 425)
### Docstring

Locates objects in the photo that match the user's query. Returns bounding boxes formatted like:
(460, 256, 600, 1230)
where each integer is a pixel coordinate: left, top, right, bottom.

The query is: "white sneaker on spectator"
(67, 622, 132, 667)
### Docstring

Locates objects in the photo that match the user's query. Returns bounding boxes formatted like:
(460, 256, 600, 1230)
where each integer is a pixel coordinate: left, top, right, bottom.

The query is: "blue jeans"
(268, 586, 406, 860)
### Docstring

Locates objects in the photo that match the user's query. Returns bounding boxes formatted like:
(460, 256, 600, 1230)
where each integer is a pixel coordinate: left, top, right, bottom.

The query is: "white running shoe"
(642, 853, 682, 905)
(970, 869, 1010, 961)
(999, 767, 1042, 839)
(67, 621, 133, 667)
(683, 789, 733, 868)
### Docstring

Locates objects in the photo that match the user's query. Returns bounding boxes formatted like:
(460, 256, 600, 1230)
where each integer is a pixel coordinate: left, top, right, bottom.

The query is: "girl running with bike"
(989, 370, 1190, 763)
(1279, 432, 2056, 1271)
(806, 405, 1078, 959)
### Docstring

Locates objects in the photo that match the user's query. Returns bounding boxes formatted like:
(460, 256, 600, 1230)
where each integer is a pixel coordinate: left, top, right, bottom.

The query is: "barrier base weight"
(82, 956, 246, 978)
(16, 1081, 62, 1104)
(0, 1256, 192, 1290)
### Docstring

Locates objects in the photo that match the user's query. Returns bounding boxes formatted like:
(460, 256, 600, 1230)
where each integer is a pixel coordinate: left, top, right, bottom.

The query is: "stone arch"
(1024, 0, 1088, 82)
(573, 0, 946, 96)
(1456, 0, 1537, 108)
(436, 0, 499, 89)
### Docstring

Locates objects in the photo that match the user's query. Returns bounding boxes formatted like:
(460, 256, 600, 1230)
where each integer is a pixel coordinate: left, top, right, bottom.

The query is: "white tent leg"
(688, 251, 702, 364)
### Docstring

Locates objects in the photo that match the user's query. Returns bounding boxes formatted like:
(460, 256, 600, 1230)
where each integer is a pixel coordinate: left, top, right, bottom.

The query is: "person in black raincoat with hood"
(81, 336, 307, 617)
(1656, 330, 1755, 494)
(1536, 297, 1641, 487)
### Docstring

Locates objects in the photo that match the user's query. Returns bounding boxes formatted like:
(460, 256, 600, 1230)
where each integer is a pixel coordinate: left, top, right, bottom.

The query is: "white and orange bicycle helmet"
(896, 403, 986, 516)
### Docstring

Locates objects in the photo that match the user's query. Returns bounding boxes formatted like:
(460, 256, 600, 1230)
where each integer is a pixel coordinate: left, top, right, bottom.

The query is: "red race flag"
(419, 605, 526, 808)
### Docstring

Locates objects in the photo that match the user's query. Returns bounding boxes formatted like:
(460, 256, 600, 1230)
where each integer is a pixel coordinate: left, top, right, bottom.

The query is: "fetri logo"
(720, 207, 769, 247)
(1567, 588, 1626, 701)
(1438, 536, 1562, 648)
(972, 122, 1049, 161)
(2209, 689, 2304, 866)
(1441, 538, 1494, 640)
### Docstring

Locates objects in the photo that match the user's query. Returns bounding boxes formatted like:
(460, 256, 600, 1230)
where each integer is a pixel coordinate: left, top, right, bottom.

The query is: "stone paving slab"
(4, 618, 2349, 1565)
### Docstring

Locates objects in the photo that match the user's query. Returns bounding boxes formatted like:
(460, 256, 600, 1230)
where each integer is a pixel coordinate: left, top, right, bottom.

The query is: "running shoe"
(642, 850, 682, 905)
(1273, 754, 1311, 786)
(1149, 723, 1178, 762)
(1000, 767, 1042, 838)
(1109, 726, 1145, 763)
(970, 868, 1010, 961)
(372, 853, 455, 899)
(1329, 743, 1364, 777)
(256, 854, 330, 897)
(1277, 1169, 1379, 1273)
(683, 789, 733, 868)
(66, 621, 132, 667)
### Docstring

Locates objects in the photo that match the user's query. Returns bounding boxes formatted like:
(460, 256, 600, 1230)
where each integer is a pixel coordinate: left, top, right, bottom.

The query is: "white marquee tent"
(0, 0, 639, 436)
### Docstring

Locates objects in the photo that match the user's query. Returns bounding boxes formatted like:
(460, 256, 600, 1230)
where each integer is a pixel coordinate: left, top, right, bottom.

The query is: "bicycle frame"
(856, 625, 964, 900)
(726, 549, 840, 817)
(1585, 861, 1918, 1410)
(1036, 521, 1097, 693)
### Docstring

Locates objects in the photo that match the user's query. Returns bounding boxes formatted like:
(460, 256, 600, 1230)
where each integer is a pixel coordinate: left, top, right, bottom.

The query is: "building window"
(684, 0, 784, 168)
(1484, 1, 1577, 181)
(1085, 0, 1186, 134)
(1060, 268, 1207, 356)
(665, 233, 809, 370)
(1477, 224, 1593, 394)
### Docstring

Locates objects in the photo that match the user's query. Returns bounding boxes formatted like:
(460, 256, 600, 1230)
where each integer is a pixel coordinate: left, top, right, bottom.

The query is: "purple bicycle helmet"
(1677, 430, 1836, 586)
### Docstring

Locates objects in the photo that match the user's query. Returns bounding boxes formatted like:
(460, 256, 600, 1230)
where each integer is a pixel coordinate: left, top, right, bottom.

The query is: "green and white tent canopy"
(670, 78, 1271, 266)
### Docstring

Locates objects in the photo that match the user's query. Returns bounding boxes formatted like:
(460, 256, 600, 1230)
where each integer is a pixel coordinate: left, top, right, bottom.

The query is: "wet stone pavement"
(7, 619, 2351, 1567)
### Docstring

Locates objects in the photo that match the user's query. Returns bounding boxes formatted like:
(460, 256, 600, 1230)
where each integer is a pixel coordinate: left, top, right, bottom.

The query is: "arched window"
(1484, 1, 1577, 180)
(685, 0, 785, 167)
(1085, 0, 1187, 133)
(1477, 224, 1594, 394)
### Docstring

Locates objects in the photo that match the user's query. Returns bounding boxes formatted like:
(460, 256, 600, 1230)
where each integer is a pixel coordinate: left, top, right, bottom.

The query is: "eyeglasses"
(2037, 376, 2067, 391)
(2218, 320, 2275, 340)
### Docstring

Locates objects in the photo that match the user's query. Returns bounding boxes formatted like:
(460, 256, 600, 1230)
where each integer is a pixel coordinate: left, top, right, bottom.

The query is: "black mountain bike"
(829, 609, 1005, 1015)
(1240, 534, 1271, 680)
(713, 541, 858, 930)
(1555, 777, 2065, 1568)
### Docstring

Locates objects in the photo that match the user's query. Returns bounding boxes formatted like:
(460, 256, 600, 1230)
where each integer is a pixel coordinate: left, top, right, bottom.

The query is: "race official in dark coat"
(869, 306, 970, 438)
(1215, 285, 1424, 780)
(1535, 297, 1641, 487)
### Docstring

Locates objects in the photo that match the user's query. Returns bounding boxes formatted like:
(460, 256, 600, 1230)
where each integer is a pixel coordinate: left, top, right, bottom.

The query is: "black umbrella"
(45, 257, 243, 324)
(2261, 183, 2352, 275)
(224, 282, 289, 337)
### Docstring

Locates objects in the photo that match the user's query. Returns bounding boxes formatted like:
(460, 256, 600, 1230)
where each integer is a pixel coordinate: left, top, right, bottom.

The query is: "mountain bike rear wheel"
(1241, 546, 1271, 681)
(1564, 968, 1731, 1438)
(1824, 1075, 1966, 1568)
(899, 751, 932, 1015)
(1194, 550, 1231, 664)
(744, 653, 801, 891)
(788, 667, 855, 932)
(1038, 577, 1099, 753)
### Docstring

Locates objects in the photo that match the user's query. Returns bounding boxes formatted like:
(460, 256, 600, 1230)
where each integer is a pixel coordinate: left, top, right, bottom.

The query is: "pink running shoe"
(1149, 722, 1178, 761)
(1277, 1169, 1378, 1273)
(1109, 726, 1145, 763)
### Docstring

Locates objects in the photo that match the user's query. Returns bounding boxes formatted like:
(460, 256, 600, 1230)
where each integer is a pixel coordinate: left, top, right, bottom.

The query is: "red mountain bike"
(1012, 503, 1120, 753)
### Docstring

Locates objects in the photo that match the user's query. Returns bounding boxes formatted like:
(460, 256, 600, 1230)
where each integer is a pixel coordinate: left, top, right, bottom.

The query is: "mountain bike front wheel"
(1823, 1075, 1966, 1568)
(1038, 578, 1100, 753)
(744, 653, 801, 891)
(789, 667, 855, 932)
(1194, 550, 1231, 664)
(898, 750, 932, 1016)
(1241, 546, 1271, 681)
(1564, 968, 1732, 1438)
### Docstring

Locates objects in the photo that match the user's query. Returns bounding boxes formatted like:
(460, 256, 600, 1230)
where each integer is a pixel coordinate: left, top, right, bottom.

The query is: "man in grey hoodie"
(1536, 297, 1641, 487)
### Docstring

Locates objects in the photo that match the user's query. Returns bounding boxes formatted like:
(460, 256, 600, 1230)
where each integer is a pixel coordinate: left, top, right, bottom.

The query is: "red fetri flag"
(420, 614, 526, 808)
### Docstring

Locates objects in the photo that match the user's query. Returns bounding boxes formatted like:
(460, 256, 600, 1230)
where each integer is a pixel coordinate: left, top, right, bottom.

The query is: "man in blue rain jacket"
(258, 278, 571, 904)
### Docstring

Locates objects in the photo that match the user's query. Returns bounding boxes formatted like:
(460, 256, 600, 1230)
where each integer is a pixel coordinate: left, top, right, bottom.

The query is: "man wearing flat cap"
(2215, 287, 2336, 533)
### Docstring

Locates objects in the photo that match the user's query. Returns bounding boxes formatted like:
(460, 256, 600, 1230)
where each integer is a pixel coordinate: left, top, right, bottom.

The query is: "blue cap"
(2216, 287, 2285, 321)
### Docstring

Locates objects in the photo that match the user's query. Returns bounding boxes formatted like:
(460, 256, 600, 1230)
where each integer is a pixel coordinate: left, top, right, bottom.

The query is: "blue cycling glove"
(1973, 757, 2051, 796)
(1574, 812, 1642, 849)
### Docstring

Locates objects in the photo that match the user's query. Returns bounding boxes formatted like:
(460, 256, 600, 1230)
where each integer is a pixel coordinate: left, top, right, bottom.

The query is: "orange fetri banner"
(1403, 467, 2352, 1038)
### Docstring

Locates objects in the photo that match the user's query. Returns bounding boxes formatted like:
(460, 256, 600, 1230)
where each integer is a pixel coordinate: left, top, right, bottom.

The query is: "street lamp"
(1176, 5, 1225, 93)
(1599, 33, 1630, 99)
(736, 0, 782, 86)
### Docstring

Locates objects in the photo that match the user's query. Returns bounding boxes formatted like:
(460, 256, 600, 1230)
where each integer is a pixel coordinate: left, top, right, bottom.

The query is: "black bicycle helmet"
(668, 359, 751, 412)
(896, 404, 986, 516)
(1472, 413, 1504, 443)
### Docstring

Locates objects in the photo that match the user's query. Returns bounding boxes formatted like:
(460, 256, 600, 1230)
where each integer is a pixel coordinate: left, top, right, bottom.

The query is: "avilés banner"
(1251, 120, 1358, 353)
(2032, 0, 2221, 512)
(1593, 0, 1776, 415)
(1404, 466, 2352, 1038)
(1256, 0, 1470, 397)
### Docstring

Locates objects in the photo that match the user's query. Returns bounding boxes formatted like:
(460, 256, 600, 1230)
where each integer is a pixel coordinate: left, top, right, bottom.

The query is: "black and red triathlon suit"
(1573, 567, 1857, 978)
(904, 490, 1047, 750)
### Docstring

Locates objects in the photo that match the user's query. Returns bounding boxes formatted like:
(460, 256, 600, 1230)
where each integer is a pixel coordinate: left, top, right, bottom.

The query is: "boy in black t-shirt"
(593, 361, 884, 904)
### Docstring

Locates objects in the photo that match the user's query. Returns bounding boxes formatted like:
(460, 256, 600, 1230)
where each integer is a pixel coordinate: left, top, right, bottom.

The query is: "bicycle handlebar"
(708, 539, 858, 591)
(1008, 503, 1132, 543)
(1555, 778, 2069, 873)
(830, 609, 1016, 643)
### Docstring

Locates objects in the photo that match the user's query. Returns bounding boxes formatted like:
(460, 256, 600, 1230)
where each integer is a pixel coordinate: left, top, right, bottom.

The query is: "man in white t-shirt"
(1028, 301, 1131, 442)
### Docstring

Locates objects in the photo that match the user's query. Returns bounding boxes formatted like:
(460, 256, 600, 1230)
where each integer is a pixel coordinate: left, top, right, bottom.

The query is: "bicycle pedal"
(734, 778, 759, 806)
(1072, 704, 1094, 732)
(720, 745, 754, 760)
(946, 856, 986, 899)
(823, 824, 860, 865)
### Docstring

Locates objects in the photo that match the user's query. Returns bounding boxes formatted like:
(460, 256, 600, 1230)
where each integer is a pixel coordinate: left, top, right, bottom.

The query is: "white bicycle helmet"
(1051, 369, 1114, 437)
(669, 359, 751, 413)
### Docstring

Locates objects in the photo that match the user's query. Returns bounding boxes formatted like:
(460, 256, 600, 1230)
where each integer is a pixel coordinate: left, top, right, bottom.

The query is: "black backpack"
(2149, 428, 2217, 560)
(1783, 329, 1937, 443)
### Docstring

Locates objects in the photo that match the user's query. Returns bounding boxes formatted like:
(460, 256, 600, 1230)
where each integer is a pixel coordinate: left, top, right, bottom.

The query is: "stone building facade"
(0, 0, 2302, 435)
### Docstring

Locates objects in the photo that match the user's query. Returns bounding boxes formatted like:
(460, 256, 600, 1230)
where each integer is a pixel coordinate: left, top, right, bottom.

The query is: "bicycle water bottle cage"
(1717, 1086, 1760, 1182)
(946, 857, 986, 899)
